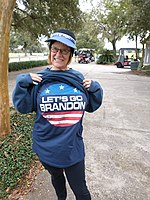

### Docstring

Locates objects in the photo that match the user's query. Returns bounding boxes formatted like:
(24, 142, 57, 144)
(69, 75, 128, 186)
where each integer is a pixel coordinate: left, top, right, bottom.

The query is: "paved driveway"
(9, 62, 150, 200)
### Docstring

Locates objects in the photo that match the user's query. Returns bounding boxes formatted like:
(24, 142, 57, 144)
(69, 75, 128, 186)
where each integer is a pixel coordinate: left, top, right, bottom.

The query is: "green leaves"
(120, 0, 150, 42)
(0, 108, 35, 198)
(8, 60, 48, 72)
(91, 0, 127, 54)
(13, 0, 83, 38)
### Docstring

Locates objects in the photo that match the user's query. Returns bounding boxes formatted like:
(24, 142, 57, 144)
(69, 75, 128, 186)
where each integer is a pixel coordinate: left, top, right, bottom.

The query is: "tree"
(0, 0, 16, 136)
(12, 0, 83, 39)
(122, 0, 150, 42)
(119, 0, 150, 66)
(76, 13, 104, 51)
(0, 0, 83, 136)
(10, 0, 83, 57)
(10, 31, 44, 54)
(92, 0, 127, 55)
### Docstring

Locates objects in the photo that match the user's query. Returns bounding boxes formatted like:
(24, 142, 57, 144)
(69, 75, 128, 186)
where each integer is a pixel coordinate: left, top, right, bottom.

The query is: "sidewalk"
(9, 63, 150, 200)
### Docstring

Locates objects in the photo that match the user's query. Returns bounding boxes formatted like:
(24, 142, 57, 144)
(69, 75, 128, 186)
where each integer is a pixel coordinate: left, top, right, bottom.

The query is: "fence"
(9, 53, 48, 63)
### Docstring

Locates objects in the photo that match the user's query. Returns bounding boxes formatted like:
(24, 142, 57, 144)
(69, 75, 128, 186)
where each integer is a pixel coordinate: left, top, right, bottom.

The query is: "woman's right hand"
(30, 73, 43, 85)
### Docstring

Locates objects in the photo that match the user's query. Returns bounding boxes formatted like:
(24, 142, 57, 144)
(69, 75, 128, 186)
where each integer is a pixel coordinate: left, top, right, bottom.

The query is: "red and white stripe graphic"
(42, 111, 83, 127)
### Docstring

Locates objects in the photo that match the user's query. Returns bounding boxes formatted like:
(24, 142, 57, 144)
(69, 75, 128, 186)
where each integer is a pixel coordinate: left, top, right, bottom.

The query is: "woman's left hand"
(83, 79, 92, 90)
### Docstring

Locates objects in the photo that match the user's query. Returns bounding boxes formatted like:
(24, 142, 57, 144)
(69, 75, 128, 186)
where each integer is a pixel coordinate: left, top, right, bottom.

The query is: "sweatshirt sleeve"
(85, 80, 103, 113)
(12, 73, 36, 114)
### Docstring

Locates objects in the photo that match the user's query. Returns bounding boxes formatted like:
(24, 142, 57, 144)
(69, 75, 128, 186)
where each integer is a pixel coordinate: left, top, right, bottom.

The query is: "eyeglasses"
(51, 46, 71, 55)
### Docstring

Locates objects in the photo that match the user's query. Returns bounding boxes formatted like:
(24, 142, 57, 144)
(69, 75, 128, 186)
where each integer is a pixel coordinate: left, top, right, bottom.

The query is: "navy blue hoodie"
(12, 68, 103, 167)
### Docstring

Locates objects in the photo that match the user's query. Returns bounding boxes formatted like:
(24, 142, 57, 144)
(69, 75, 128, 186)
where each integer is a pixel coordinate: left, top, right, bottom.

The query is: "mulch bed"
(129, 70, 150, 76)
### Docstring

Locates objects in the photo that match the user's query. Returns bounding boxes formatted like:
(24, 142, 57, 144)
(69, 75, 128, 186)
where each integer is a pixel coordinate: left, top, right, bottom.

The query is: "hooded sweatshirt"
(12, 67, 103, 167)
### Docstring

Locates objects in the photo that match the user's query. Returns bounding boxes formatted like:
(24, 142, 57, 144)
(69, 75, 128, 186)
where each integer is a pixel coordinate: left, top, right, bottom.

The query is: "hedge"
(9, 60, 48, 72)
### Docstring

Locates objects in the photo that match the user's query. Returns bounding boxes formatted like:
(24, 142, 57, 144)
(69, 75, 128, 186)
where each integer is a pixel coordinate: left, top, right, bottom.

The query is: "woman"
(13, 28, 103, 200)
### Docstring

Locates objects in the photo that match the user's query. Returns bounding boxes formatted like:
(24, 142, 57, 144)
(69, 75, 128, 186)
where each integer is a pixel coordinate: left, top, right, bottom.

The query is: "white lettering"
(42, 96, 68, 103)
(70, 95, 83, 101)
(40, 101, 86, 112)
(40, 104, 45, 112)
(61, 96, 68, 102)
(59, 102, 67, 110)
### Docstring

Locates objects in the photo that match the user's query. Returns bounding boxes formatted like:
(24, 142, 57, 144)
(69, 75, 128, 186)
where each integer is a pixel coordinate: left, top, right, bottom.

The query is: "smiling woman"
(12, 28, 103, 200)
(45, 29, 76, 69)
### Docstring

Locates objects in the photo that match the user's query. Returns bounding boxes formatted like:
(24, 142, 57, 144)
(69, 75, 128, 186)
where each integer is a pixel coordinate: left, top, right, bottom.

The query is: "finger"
(33, 76, 42, 82)
(83, 81, 91, 87)
(30, 73, 42, 78)
(84, 84, 90, 89)
(83, 79, 88, 83)
(30, 73, 43, 82)
(33, 81, 38, 85)
(83, 79, 91, 84)
(83, 80, 91, 90)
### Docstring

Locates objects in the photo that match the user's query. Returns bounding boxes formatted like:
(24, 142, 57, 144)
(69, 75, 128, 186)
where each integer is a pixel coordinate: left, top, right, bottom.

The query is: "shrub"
(142, 65, 150, 71)
(96, 50, 115, 64)
(9, 60, 48, 72)
(0, 108, 36, 199)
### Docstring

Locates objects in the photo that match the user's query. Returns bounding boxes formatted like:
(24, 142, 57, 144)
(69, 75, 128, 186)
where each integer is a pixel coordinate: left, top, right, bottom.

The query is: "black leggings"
(41, 160, 91, 200)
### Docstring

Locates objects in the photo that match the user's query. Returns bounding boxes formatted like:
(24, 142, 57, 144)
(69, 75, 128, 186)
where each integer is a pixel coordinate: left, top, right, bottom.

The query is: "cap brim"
(45, 35, 76, 49)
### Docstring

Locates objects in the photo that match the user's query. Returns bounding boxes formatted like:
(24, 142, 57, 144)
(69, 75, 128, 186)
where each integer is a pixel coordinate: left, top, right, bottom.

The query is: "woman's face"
(50, 41, 71, 70)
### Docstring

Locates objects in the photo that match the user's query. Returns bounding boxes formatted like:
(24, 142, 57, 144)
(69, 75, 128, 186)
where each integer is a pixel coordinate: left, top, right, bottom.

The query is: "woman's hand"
(30, 73, 43, 85)
(83, 79, 92, 90)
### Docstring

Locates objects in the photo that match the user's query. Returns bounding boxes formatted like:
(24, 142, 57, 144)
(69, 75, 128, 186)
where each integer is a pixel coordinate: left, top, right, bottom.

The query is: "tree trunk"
(111, 40, 116, 56)
(135, 35, 138, 60)
(0, 0, 16, 136)
(137, 43, 145, 71)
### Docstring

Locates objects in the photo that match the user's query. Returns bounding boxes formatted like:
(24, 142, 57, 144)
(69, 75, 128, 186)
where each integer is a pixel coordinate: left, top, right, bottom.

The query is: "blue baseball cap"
(45, 29, 76, 49)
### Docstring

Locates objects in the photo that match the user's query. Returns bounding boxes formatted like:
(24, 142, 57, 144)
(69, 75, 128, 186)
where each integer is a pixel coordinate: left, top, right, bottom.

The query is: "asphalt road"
(9, 62, 150, 200)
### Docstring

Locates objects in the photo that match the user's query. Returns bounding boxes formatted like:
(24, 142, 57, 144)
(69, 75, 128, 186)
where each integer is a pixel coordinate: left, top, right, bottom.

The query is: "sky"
(79, 0, 98, 12)
(79, 0, 142, 50)
(105, 36, 142, 50)
(39, 0, 142, 50)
